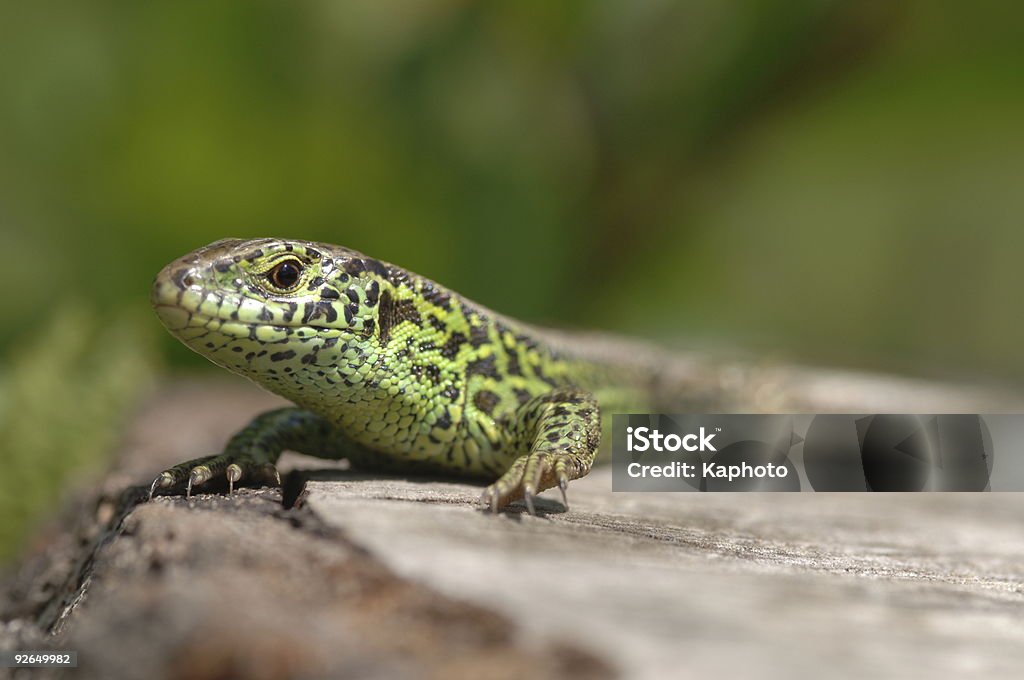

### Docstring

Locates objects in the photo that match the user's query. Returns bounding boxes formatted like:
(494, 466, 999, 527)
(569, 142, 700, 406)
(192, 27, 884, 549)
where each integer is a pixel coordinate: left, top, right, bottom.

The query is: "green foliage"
(0, 306, 157, 561)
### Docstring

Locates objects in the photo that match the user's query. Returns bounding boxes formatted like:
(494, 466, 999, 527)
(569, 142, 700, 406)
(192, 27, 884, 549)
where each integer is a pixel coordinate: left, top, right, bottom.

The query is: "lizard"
(149, 237, 693, 513)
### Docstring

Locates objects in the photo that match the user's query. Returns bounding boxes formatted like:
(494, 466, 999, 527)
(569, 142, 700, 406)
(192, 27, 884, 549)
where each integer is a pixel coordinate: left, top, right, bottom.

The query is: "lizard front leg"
(149, 407, 345, 498)
(481, 388, 602, 515)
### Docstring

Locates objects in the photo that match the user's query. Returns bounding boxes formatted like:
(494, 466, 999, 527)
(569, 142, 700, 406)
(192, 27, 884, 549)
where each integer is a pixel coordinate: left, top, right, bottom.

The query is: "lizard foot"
(148, 454, 281, 500)
(481, 387, 600, 515)
(480, 451, 575, 515)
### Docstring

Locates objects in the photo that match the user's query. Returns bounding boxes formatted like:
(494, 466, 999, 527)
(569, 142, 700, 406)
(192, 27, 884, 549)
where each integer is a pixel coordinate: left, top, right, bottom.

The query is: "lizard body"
(150, 238, 681, 512)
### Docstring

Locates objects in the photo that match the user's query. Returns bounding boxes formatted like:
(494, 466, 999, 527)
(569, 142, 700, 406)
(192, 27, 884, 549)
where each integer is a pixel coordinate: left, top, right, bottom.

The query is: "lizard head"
(153, 238, 394, 398)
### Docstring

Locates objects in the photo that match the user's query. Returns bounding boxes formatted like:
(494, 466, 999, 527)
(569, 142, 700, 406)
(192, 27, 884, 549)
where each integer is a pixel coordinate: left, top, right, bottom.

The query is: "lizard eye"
(267, 260, 303, 290)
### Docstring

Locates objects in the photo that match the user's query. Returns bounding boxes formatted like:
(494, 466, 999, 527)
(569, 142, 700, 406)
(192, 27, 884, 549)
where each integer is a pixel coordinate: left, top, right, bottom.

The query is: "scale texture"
(150, 238, 680, 511)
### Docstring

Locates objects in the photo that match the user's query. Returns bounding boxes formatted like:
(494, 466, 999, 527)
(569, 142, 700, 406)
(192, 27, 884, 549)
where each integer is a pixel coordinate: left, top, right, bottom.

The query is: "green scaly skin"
(150, 238, 672, 513)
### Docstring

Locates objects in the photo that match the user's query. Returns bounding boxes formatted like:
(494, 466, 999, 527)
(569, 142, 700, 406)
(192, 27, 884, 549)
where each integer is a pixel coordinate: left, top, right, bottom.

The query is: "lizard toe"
(149, 453, 281, 499)
(148, 472, 174, 501)
(523, 488, 537, 515)
(226, 464, 242, 494)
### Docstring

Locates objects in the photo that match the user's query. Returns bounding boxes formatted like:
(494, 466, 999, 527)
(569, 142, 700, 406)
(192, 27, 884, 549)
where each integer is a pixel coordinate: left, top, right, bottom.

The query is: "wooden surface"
(2, 378, 1024, 679)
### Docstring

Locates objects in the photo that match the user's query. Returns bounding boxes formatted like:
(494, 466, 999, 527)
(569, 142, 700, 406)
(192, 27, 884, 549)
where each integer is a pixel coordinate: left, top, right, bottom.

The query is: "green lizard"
(149, 238, 683, 513)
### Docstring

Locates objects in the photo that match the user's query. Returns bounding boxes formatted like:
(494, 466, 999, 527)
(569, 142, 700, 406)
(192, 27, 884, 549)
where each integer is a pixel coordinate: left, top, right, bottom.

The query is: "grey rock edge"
(2, 374, 1024, 680)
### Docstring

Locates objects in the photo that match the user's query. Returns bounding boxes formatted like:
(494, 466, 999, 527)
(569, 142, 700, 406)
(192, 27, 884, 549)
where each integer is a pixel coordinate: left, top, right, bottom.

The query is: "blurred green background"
(1, 0, 1022, 560)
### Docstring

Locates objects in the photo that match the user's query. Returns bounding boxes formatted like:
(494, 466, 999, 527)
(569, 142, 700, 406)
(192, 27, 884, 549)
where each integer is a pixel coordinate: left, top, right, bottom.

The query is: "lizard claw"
(148, 473, 172, 501)
(226, 464, 242, 495)
(147, 455, 279, 499)
(479, 488, 500, 513)
(481, 452, 574, 515)
(187, 465, 212, 499)
(523, 487, 537, 516)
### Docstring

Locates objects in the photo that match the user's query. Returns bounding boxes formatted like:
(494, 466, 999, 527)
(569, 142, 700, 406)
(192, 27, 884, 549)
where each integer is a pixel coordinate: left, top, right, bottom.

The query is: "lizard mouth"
(153, 303, 340, 342)
(152, 304, 193, 331)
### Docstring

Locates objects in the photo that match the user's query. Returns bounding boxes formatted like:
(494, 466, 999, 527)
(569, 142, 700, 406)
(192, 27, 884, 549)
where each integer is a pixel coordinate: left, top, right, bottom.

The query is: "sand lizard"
(149, 238, 685, 513)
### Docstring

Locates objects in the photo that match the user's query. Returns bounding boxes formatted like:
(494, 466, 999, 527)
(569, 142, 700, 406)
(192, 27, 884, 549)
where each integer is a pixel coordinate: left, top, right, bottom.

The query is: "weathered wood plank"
(3, 374, 1023, 679)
